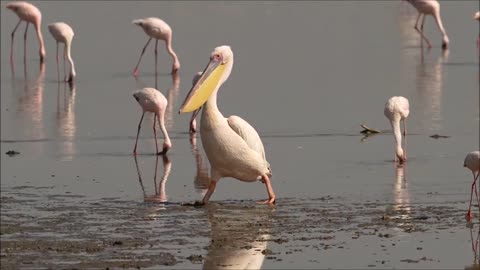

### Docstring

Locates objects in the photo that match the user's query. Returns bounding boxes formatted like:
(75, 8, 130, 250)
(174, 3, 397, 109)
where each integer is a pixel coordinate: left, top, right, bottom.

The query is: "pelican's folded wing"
(227, 115, 271, 173)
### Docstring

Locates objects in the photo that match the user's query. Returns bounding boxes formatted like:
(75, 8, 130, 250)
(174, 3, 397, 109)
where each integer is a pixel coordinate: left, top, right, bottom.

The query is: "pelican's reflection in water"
(134, 155, 171, 204)
(12, 62, 46, 155)
(465, 224, 480, 270)
(55, 82, 76, 161)
(385, 165, 412, 232)
(414, 49, 449, 132)
(203, 204, 274, 270)
(189, 133, 211, 199)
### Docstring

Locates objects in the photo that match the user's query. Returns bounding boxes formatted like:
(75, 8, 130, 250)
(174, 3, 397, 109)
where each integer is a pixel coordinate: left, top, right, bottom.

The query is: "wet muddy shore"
(1, 186, 479, 269)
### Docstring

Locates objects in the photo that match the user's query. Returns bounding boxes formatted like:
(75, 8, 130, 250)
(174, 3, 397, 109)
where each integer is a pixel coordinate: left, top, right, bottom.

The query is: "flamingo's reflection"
(55, 82, 76, 161)
(12, 61, 46, 155)
(134, 155, 172, 204)
(414, 48, 449, 132)
(189, 132, 211, 199)
(465, 224, 480, 270)
(385, 165, 412, 234)
(203, 204, 274, 270)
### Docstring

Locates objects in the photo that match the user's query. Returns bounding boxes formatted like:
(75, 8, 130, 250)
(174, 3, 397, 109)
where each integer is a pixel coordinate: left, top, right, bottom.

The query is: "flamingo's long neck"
(166, 37, 179, 68)
(433, 11, 449, 43)
(34, 22, 46, 62)
(65, 40, 76, 78)
(391, 117, 403, 157)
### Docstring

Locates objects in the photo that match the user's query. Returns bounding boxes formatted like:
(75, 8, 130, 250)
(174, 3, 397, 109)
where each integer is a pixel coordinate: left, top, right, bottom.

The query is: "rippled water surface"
(1, 1, 479, 269)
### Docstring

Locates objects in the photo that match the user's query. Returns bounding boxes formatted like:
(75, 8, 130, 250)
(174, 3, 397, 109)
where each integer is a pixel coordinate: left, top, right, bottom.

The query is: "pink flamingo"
(464, 151, 480, 221)
(48, 22, 76, 83)
(405, 0, 449, 49)
(6, 1, 46, 63)
(132, 17, 180, 76)
(384, 96, 410, 164)
(132, 88, 172, 155)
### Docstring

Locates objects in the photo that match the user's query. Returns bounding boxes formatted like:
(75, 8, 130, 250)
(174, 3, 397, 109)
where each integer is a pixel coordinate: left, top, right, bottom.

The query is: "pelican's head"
(179, 45, 233, 113)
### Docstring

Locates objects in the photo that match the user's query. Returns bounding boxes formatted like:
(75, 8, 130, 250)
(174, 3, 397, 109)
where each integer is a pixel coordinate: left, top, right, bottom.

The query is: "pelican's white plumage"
(384, 96, 410, 164)
(464, 150, 480, 220)
(179, 46, 275, 204)
(48, 22, 76, 82)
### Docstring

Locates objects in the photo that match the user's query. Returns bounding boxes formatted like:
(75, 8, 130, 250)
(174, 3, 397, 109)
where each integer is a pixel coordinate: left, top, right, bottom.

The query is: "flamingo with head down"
(384, 96, 410, 164)
(179, 46, 275, 205)
(6, 1, 46, 63)
(405, 0, 449, 49)
(132, 17, 180, 76)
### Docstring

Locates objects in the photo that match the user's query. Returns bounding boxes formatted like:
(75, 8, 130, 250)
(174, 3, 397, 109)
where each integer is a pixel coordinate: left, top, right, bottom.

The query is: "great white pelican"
(179, 45, 275, 205)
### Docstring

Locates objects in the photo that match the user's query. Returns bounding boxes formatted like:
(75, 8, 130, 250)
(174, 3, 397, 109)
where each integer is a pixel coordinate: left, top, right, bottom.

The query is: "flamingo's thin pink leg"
(11, 19, 22, 65)
(23, 22, 29, 61)
(63, 44, 67, 82)
(466, 173, 478, 221)
(133, 37, 152, 77)
(153, 114, 159, 154)
(189, 108, 201, 133)
(133, 112, 145, 155)
(414, 13, 432, 48)
(403, 119, 407, 160)
(155, 39, 159, 77)
(56, 42, 60, 81)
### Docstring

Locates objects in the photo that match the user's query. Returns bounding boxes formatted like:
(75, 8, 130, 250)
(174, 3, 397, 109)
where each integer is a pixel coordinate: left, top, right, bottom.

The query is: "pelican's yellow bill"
(180, 64, 226, 113)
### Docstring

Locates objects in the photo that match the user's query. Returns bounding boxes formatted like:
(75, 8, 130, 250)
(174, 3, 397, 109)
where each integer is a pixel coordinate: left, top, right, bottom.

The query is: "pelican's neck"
(202, 85, 224, 125)
(202, 60, 233, 125)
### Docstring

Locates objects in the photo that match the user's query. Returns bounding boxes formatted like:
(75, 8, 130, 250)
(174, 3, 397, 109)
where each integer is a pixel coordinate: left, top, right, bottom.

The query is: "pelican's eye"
(213, 54, 221, 60)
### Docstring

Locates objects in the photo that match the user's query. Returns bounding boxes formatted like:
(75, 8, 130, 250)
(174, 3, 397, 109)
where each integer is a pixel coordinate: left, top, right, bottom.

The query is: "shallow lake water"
(1, 1, 479, 269)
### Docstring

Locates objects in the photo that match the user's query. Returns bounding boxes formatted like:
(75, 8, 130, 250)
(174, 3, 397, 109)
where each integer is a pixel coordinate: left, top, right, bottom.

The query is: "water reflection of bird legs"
(385, 165, 412, 232)
(189, 132, 211, 199)
(134, 155, 171, 204)
(203, 204, 273, 270)
(55, 81, 76, 161)
(465, 224, 480, 270)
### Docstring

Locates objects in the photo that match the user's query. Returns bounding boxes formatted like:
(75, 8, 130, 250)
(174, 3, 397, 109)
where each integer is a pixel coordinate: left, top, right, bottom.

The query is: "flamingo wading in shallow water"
(405, 0, 449, 49)
(48, 22, 76, 83)
(6, 1, 46, 63)
(132, 17, 180, 76)
(132, 88, 172, 155)
(179, 46, 275, 205)
(464, 151, 480, 221)
(384, 96, 410, 164)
